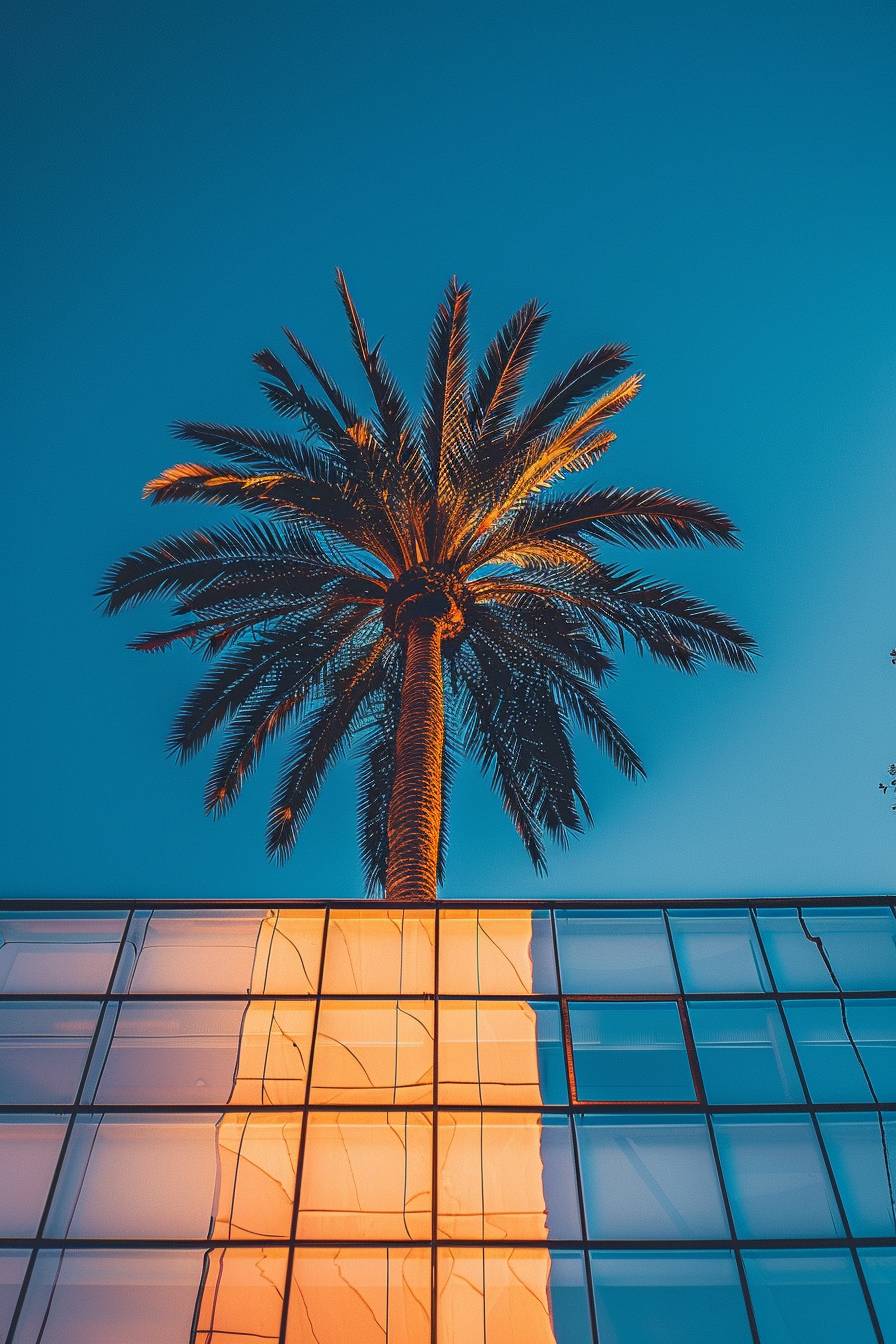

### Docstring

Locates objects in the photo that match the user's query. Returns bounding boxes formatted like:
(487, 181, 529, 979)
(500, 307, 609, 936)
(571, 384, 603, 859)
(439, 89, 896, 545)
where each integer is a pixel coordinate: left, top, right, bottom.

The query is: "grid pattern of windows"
(1, 899, 895, 1342)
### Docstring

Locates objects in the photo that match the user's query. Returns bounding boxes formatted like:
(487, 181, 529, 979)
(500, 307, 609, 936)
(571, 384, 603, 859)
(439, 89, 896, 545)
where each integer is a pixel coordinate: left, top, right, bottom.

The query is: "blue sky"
(3, 0, 894, 901)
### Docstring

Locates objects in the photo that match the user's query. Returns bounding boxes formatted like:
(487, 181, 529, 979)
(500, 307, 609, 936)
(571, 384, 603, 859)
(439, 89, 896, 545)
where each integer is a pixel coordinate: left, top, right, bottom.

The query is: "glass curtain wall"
(1, 900, 896, 1343)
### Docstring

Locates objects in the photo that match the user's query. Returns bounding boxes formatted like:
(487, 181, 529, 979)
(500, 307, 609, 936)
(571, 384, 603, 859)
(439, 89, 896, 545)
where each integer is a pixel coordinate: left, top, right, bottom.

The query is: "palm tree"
(99, 273, 756, 901)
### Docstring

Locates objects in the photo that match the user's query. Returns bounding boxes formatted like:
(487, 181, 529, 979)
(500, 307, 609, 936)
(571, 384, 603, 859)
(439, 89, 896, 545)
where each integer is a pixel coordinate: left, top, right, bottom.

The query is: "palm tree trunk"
(385, 616, 445, 902)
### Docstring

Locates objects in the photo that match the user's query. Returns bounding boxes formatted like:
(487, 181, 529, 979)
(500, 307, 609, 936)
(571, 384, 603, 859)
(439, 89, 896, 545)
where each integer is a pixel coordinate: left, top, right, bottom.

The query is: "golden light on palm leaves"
(99, 273, 756, 901)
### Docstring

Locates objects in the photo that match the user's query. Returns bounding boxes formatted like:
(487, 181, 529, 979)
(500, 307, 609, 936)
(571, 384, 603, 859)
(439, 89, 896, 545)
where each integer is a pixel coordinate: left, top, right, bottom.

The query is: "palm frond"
(469, 486, 739, 567)
(266, 634, 390, 859)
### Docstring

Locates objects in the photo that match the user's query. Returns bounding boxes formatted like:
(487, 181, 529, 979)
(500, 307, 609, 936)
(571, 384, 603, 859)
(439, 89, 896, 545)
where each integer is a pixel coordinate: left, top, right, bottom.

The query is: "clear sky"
(3, 0, 894, 902)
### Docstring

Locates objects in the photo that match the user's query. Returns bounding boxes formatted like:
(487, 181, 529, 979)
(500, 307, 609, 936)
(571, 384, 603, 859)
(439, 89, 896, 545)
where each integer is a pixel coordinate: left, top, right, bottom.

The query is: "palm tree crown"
(99, 273, 756, 900)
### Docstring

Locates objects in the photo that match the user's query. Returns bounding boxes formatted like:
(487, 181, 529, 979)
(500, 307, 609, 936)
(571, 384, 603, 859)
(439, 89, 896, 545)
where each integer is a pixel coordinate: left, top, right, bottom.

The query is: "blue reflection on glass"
(590, 1251, 753, 1344)
(818, 1113, 896, 1237)
(847, 1000, 896, 1101)
(555, 911, 677, 994)
(743, 1251, 876, 1344)
(782, 999, 874, 1102)
(668, 912, 771, 992)
(755, 909, 837, 991)
(859, 1249, 896, 1344)
(576, 1114, 728, 1240)
(569, 1001, 695, 1102)
(799, 907, 896, 991)
(713, 1114, 843, 1237)
(547, 1251, 594, 1343)
(688, 1000, 803, 1103)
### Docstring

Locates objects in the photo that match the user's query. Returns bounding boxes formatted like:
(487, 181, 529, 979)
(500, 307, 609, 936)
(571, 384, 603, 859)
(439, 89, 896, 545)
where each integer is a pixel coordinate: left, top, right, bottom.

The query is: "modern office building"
(1, 897, 895, 1343)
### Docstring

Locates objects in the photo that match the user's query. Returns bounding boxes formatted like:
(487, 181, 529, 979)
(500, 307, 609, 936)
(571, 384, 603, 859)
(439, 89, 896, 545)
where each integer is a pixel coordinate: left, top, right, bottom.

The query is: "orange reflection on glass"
(229, 1001, 315, 1105)
(311, 1000, 434, 1104)
(438, 1000, 545, 1104)
(251, 909, 325, 995)
(193, 1246, 288, 1344)
(286, 1248, 431, 1344)
(322, 909, 435, 994)
(298, 1111, 432, 1239)
(208, 1112, 301, 1239)
(437, 1248, 558, 1344)
(438, 910, 547, 994)
(438, 1112, 552, 1240)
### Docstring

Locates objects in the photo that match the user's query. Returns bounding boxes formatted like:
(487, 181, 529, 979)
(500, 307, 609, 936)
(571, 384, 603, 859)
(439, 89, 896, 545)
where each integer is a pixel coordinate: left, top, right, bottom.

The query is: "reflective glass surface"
(555, 911, 677, 993)
(311, 999, 434, 1103)
(859, 1248, 896, 1343)
(569, 1001, 695, 1102)
(783, 999, 875, 1102)
(13, 1247, 288, 1344)
(798, 906, 896, 990)
(87, 999, 314, 1104)
(590, 1251, 753, 1344)
(45, 1112, 300, 1239)
(1, 898, 894, 1344)
(0, 914, 125, 993)
(438, 909, 557, 993)
(439, 999, 566, 1104)
(713, 1114, 843, 1237)
(688, 1000, 804, 1103)
(0, 1001, 100, 1104)
(288, 1247, 431, 1343)
(438, 1248, 592, 1344)
(742, 1250, 877, 1344)
(0, 1115, 67, 1236)
(669, 911, 771, 992)
(576, 1114, 729, 1239)
(818, 1112, 896, 1236)
(438, 1112, 580, 1240)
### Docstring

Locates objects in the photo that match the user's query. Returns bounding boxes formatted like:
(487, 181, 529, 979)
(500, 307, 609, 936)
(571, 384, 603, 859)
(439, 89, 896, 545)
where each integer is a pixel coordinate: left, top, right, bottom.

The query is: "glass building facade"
(1, 898, 895, 1343)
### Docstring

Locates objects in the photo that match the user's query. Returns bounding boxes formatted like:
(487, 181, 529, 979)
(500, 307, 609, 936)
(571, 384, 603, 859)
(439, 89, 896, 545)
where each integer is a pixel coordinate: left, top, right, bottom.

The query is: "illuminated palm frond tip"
(99, 273, 756, 901)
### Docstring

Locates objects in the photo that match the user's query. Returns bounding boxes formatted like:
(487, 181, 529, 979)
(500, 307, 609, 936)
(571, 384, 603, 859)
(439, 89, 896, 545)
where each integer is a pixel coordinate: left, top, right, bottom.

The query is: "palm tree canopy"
(99, 273, 756, 894)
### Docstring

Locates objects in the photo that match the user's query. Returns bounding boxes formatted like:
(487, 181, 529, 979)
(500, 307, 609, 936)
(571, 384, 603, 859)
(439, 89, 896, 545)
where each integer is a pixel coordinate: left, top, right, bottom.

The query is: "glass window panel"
(253, 908, 325, 993)
(569, 1001, 695, 1103)
(576, 1114, 728, 1240)
(87, 1000, 313, 1105)
(438, 1000, 567, 1104)
(859, 1249, 896, 1344)
(0, 914, 125, 993)
(298, 1111, 432, 1240)
(438, 909, 557, 994)
(438, 1248, 592, 1344)
(847, 999, 896, 1100)
(713, 1114, 843, 1237)
(438, 1112, 580, 1240)
(0, 1251, 30, 1342)
(782, 999, 874, 1102)
(287, 1248, 431, 1344)
(115, 909, 263, 993)
(0, 1002, 100, 1104)
(688, 1000, 804, 1103)
(818, 1113, 896, 1237)
(799, 906, 896, 991)
(12, 1247, 288, 1344)
(755, 909, 838, 990)
(45, 1112, 299, 1239)
(668, 911, 771, 992)
(742, 1250, 876, 1344)
(322, 909, 434, 994)
(590, 1251, 753, 1344)
(0, 1115, 67, 1236)
(556, 910, 676, 994)
(310, 1000, 433, 1104)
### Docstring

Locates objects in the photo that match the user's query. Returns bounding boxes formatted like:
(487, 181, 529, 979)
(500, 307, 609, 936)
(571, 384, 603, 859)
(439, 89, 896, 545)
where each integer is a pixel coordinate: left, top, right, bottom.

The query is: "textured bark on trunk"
(385, 616, 445, 902)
